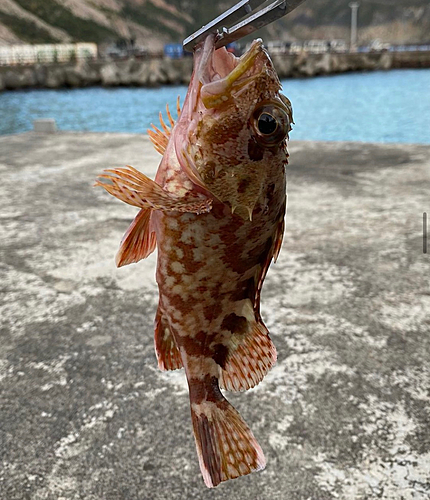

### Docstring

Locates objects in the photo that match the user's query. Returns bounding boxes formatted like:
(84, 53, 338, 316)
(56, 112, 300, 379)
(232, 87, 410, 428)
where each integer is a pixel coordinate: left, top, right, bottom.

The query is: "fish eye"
(257, 113, 278, 135)
(252, 102, 291, 147)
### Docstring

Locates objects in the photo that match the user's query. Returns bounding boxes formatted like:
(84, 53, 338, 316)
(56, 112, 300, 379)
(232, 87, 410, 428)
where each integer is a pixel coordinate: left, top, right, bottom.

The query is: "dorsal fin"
(147, 97, 181, 155)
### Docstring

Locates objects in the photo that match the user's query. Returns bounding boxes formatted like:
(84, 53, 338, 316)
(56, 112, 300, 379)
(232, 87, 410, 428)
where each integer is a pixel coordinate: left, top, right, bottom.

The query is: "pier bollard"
(33, 119, 57, 133)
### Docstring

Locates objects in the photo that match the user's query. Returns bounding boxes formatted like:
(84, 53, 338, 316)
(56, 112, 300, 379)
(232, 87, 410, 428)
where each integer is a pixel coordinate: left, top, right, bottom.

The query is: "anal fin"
(116, 207, 156, 267)
(154, 307, 182, 371)
(219, 321, 277, 392)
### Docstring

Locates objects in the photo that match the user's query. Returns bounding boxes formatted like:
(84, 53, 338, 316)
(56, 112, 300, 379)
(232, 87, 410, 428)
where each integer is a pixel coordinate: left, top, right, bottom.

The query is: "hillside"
(0, 0, 429, 48)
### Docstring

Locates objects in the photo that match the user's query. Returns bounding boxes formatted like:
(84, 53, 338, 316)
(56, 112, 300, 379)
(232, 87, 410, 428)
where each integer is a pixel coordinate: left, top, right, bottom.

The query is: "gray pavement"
(1, 132, 429, 500)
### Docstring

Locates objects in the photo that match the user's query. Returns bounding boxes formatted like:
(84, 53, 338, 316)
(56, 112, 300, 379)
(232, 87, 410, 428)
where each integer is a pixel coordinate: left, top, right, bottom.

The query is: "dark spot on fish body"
(189, 374, 223, 405)
(248, 137, 264, 161)
(212, 343, 230, 369)
(221, 313, 248, 335)
(220, 247, 256, 275)
(218, 225, 257, 275)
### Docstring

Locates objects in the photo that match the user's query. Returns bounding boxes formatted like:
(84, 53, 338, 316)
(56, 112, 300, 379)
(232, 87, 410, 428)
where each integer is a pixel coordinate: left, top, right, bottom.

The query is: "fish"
(95, 34, 293, 488)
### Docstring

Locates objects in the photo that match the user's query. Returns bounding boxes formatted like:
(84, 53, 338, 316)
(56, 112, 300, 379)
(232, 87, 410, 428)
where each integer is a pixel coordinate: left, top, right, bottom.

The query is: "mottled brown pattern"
(203, 303, 223, 322)
(178, 330, 208, 356)
(99, 37, 290, 487)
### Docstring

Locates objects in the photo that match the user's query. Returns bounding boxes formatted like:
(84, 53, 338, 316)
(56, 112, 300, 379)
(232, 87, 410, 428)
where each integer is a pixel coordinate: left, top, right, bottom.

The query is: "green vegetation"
(0, 11, 57, 43)
(1, 0, 428, 46)
(13, 0, 117, 42)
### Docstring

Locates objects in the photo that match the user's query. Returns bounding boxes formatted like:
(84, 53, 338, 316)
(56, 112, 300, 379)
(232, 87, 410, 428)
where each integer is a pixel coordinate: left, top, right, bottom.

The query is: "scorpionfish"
(96, 34, 293, 488)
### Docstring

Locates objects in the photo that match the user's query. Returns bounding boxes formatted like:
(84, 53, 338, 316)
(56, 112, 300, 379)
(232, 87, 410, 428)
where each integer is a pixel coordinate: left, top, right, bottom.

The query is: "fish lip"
(197, 37, 265, 107)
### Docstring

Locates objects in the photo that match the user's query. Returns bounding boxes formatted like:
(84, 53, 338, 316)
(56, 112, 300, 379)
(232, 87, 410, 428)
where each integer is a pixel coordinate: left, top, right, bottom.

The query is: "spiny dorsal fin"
(147, 97, 181, 155)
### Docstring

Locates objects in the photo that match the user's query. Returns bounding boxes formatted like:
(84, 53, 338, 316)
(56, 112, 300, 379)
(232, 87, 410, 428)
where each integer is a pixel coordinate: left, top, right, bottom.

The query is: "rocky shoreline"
(0, 50, 429, 91)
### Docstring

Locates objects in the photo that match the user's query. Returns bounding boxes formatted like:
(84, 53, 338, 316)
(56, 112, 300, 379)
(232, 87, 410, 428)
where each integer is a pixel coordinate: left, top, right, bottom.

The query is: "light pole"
(349, 2, 359, 52)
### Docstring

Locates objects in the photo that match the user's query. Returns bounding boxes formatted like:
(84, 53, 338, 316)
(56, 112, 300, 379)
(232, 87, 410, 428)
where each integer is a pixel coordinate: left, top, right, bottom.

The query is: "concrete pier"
(1, 132, 429, 499)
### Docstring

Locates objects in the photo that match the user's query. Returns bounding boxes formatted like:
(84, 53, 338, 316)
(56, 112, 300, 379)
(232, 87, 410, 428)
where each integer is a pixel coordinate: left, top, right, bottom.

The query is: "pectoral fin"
(95, 166, 212, 214)
(115, 207, 156, 267)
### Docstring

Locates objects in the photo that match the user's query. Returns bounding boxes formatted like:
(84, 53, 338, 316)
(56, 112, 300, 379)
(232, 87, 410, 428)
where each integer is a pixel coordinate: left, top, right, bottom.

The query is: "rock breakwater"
(0, 51, 429, 91)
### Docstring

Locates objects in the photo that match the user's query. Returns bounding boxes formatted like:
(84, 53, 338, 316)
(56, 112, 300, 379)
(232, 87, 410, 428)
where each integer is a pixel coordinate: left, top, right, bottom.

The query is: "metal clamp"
(183, 0, 306, 52)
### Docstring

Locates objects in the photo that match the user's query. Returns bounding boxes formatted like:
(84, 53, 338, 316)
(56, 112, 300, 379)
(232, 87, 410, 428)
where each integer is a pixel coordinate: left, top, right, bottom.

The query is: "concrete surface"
(1, 132, 429, 500)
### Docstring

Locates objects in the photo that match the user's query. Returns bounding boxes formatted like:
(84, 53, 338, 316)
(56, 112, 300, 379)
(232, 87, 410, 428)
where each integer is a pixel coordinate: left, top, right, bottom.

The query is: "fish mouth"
(196, 36, 266, 109)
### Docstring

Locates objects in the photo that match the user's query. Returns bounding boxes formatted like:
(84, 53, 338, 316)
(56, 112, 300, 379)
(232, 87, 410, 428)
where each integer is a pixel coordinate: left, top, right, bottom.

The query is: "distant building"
(0, 43, 98, 66)
(303, 40, 329, 54)
(328, 40, 348, 53)
(289, 42, 303, 54)
(266, 41, 291, 54)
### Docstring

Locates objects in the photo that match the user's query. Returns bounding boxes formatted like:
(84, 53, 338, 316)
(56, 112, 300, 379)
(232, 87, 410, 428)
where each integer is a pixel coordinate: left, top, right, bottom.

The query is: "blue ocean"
(1, 68, 429, 144)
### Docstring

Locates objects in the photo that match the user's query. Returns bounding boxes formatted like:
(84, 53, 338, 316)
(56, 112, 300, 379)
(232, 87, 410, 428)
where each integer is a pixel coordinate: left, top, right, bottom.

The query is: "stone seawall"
(0, 50, 429, 91)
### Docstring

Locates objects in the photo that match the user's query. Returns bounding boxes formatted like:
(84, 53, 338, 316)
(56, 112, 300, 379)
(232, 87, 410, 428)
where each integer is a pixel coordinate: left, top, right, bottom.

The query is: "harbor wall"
(0, 50, 429, 91)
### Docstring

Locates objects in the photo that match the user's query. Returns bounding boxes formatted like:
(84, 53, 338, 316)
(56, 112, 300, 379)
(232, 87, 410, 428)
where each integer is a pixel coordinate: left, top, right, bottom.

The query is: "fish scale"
(96, 35, 292, 487)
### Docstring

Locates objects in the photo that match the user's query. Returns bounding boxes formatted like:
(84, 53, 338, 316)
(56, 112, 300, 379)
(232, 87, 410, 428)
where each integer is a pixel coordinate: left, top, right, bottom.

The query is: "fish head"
(176, 35, 293, 220)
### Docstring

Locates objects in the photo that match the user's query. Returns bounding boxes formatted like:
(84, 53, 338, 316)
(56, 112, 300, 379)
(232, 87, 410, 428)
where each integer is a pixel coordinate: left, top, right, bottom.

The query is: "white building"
(0, 43, 98, 66)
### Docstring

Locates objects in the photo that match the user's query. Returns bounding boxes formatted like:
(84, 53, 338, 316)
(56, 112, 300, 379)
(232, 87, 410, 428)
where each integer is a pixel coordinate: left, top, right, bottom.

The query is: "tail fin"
(190, 382, 265, 487)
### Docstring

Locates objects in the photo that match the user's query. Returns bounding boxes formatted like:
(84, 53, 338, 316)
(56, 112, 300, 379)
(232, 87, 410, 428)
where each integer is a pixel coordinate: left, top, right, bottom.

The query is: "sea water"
(0, 68, 429, 144)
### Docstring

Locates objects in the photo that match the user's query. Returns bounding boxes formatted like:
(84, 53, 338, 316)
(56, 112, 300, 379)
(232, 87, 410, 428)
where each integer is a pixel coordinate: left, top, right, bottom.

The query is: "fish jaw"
(199, 39, 265, 109)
